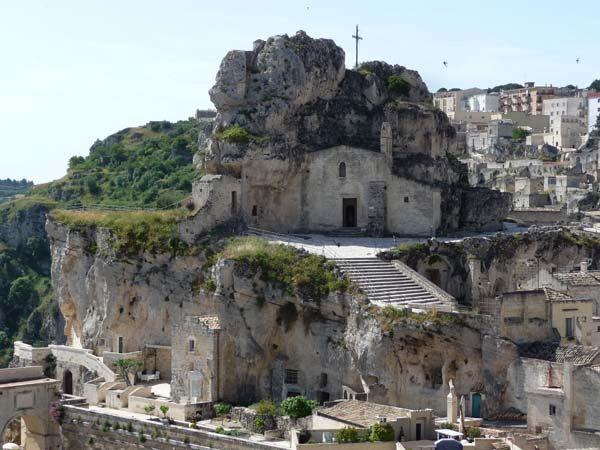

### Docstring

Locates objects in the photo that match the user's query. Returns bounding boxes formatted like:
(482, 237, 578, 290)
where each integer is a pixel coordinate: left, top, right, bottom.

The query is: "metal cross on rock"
(352, 25, 362, 69)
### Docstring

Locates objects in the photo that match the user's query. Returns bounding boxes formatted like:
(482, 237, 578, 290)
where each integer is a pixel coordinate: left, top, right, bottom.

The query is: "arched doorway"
(1, 415, 49, 449)
(63, 370, 73, 395)
(342, 198, 357, 228)
(1, 416, 21, 447)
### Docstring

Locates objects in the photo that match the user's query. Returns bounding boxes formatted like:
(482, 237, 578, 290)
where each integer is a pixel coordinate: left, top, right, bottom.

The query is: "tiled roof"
(520, 343, 600, 365)
(543, 287, 574, 302)
(197, 316, 221, 330)
(553, 271, 600, 286)
(317, 400, 415, 428)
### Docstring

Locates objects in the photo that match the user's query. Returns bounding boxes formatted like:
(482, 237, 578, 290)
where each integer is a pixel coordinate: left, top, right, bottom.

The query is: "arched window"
(338, 162, 346, 178)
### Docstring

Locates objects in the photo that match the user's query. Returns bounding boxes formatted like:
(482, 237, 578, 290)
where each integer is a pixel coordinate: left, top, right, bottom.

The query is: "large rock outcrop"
(47, 218, 519, 416)
(193, 31, 508, 235)
(203, 30, 459, 178)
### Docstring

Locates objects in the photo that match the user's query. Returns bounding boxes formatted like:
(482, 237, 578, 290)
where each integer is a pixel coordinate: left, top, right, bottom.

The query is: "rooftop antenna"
(352, 25, 362, 69)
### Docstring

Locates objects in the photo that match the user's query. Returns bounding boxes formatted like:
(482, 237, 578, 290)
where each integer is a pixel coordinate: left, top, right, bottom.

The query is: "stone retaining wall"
(231, 407, 312, 436)
(62, 405, 281, 450)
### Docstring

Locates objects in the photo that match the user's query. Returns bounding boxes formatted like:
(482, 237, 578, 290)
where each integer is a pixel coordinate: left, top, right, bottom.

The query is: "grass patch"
(213, 124, 268, 145)
(219, 237, 349, 300)
(372, 305, 464, 332)
(50, 208, 188, 256)
(0, 197, 60, 222)
(387, 75, 411, 96)
(250, 399, 279, 415)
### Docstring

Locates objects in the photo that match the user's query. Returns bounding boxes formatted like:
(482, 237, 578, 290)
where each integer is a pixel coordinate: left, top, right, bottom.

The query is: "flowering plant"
(49, 400, 65, 424)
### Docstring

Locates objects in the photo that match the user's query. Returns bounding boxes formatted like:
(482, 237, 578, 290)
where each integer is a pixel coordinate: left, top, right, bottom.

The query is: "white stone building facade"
(467, 93, 500, 112)
(588, 93, 600, 135)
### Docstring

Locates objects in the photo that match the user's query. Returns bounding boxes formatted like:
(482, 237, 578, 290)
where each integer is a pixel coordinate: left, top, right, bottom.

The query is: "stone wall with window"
(171, 315, 221, 403)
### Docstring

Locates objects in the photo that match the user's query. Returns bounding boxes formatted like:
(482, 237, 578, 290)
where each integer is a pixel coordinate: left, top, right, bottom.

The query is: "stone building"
(518, 350, 600, 449)
(189, 31, 509, 239)
(170, 315, 222, 404)
(193, 142, 441, 237)
(588, 92, 600, 135)
(491, 111, 550, 133)
(310, 399, 435, 442)
(433, 88, 486, 118)
(544, 115, 586, 149)
(467, 92, 500, 113)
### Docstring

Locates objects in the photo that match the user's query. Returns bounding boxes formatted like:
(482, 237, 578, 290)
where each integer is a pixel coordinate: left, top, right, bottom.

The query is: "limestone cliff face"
(386, 228, 600, 305)
(204, 30, 460, 177)
(46, 219, 208, 351)
(0, 202, 52, 274)
(48, 218, 518, 416)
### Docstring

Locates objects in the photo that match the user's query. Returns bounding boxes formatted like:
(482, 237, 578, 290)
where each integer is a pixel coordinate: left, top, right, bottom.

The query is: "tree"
(370, 422, 395, 442)
(437, 87, 448, 93)
(159, 404, 170, 419)
(512, 128, 530, 140)
(214, 403, 231, 425)
(6, 276, 35, 323)
(336, 427, 360, 443)
(280, 396, 318, 419)
(114, 359, 143, 386)
(466, 427, 482, 439)
(589, 79, 600, 92)
(489, 83, 524, 93)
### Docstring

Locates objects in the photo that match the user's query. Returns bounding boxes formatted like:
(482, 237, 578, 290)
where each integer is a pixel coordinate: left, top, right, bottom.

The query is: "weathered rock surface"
(47, 218, 519, 416)
(204, 31, 458, 175)
(385, 227, 600, 305)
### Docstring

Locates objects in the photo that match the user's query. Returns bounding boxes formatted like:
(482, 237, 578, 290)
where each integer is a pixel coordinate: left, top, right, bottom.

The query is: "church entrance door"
(343, 198, 357, 227)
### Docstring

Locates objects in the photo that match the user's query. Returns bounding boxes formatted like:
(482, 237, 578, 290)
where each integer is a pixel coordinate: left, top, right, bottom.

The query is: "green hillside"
(33, 118, 211, 208)
(0, 116, 212, 366)
(0, 179, 33, 204)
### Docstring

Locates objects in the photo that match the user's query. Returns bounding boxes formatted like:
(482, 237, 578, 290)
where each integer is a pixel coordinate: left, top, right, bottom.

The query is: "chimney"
(580, 261, 588, 273)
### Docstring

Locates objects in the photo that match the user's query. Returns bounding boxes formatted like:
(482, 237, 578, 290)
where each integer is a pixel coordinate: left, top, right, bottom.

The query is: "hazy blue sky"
(1, 0, 598, 183)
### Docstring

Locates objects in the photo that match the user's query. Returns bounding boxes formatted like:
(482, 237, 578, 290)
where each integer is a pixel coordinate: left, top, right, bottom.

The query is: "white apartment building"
(588, 93, 600, 135)
(433, 88, 486, 119)
(544, 116, 585, 149)
(543, 96, 586, 127)
(467, 93, 500, 112)
(542, 96, 586, 148)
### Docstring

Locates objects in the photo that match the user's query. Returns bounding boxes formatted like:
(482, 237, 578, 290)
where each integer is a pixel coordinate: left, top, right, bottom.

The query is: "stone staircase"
(323, 227, 367, 238)
(332, 258, 456, 312)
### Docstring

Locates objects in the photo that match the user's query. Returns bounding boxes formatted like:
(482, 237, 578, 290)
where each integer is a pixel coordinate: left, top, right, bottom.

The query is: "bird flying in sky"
(443, 61, 448, 67)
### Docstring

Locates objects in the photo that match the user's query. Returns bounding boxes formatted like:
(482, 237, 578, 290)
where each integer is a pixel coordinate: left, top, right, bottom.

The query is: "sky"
(1, 0, 598, 183)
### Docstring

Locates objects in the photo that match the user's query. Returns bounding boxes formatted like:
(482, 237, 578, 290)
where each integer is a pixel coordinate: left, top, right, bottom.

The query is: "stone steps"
(332, 258, 454, 312)
(323, 228, 367, 237)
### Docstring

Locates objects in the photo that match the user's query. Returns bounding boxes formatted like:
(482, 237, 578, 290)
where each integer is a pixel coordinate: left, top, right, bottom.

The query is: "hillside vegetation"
(0, 238, 59, 366)
(0, 117, 212, 366)
(0, 179, 33, 203)
(33, 118, 210, 208)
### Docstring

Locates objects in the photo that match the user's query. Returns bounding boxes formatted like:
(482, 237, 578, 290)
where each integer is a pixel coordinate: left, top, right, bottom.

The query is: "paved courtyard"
(253, 223, 527, 258)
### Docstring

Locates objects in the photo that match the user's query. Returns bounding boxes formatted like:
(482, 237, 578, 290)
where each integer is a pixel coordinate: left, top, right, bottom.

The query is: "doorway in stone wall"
(343, 198, 357, 227)
(63, 370, 73, 395)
